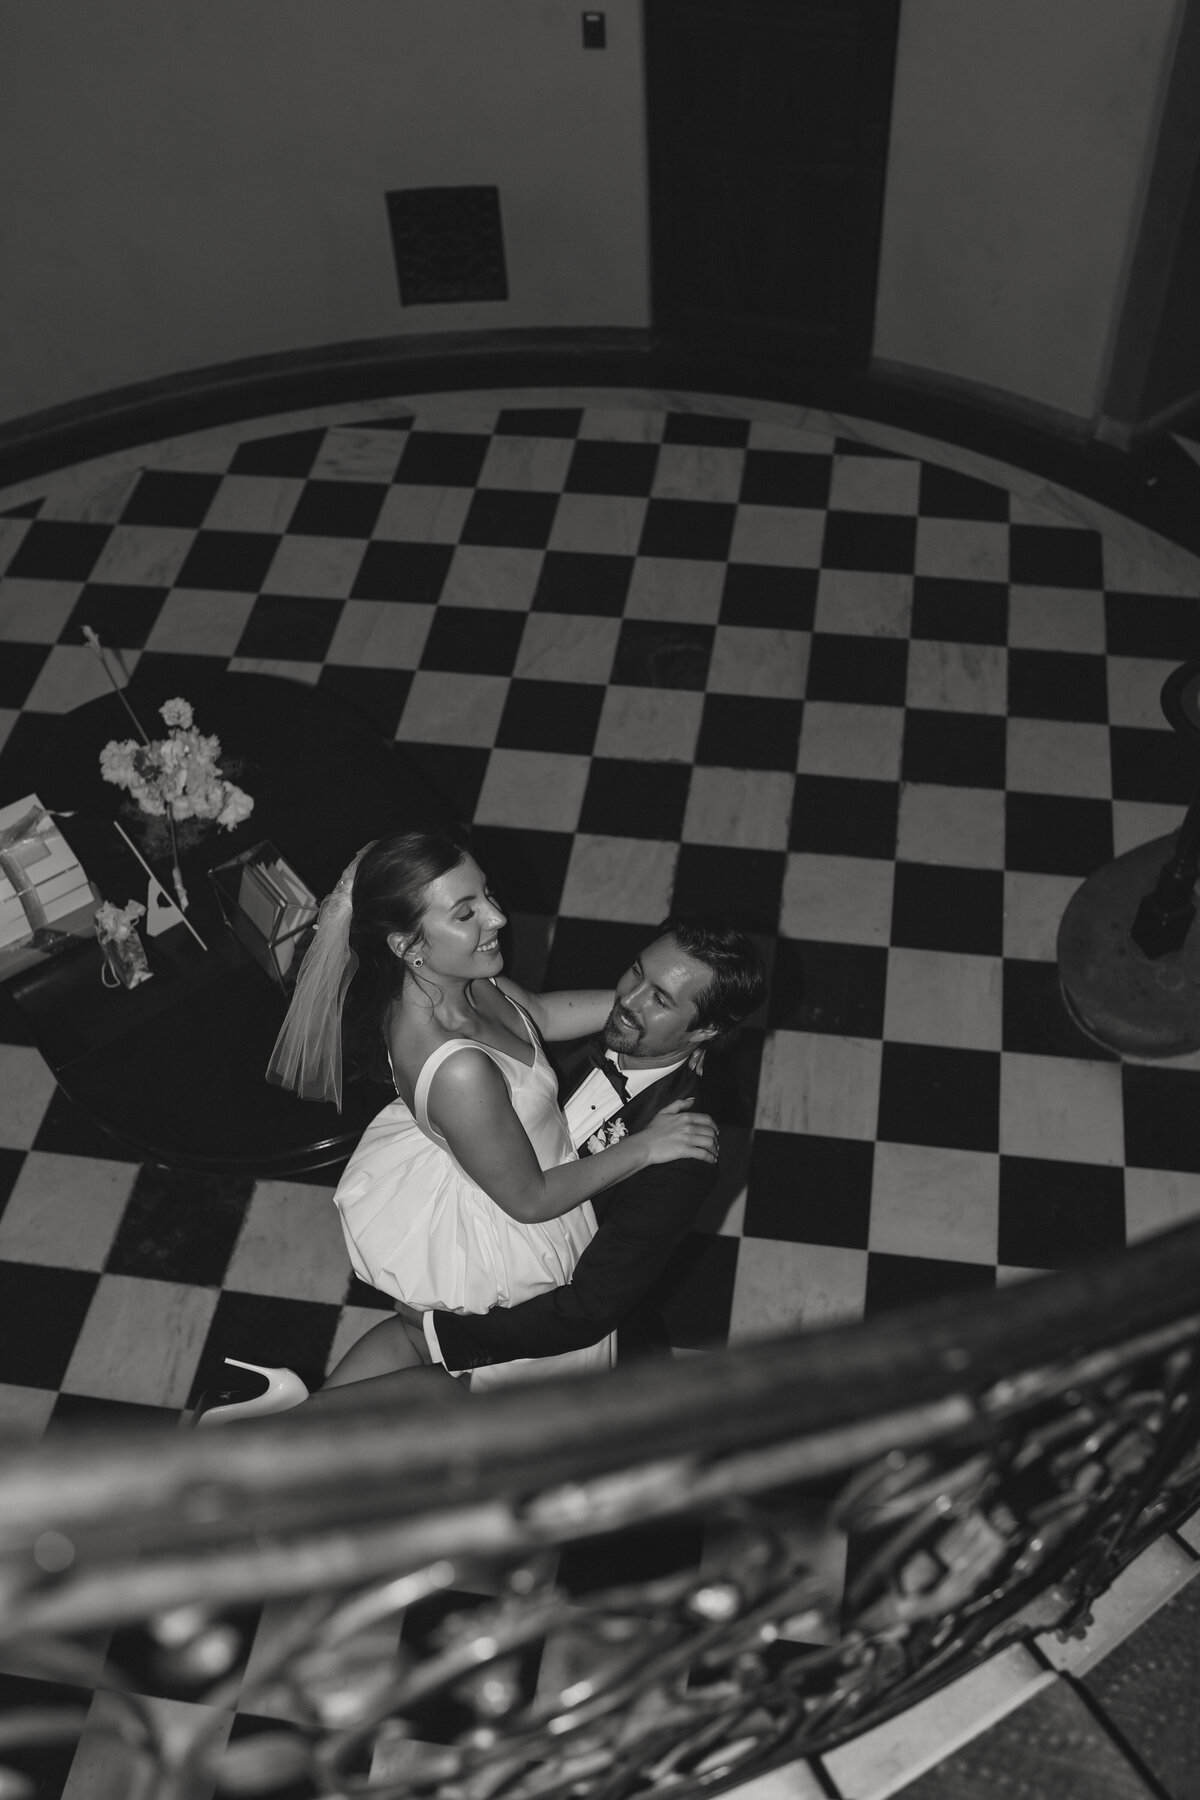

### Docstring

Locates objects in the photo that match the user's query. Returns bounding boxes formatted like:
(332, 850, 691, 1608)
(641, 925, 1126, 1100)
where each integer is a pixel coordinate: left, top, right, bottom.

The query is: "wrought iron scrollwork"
(5, 1223, 1200, 1798)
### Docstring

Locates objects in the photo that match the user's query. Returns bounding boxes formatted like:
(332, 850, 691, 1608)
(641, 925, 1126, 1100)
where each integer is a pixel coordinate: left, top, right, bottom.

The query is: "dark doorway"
(644, 0, 901, 370)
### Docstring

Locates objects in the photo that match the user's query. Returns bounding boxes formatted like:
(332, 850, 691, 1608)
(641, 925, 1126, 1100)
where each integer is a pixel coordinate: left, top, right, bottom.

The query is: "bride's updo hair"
(342, 827, 470, 1083)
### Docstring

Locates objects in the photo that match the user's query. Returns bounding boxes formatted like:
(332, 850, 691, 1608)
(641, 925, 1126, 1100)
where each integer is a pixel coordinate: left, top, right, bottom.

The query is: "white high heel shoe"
(191, 1358, 309, 1428)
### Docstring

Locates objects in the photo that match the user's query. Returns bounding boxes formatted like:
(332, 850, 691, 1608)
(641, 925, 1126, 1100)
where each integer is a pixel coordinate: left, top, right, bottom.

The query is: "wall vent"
(385, 186, 509, 306)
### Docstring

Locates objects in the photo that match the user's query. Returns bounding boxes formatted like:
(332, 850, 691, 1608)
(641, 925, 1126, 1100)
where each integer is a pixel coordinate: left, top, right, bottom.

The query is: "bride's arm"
(495, 974, 613, 1042)
(427, 1049, 717, 1224)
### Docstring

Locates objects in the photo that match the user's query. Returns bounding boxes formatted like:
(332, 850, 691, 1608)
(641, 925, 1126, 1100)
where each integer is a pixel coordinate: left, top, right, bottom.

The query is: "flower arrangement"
(83, 628, 252, 917)
(98, 696, 254, 832)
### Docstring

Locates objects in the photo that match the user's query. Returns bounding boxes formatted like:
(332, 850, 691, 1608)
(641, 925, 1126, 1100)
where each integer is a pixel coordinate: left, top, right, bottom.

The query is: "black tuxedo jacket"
(430, 1039, 718, 1371)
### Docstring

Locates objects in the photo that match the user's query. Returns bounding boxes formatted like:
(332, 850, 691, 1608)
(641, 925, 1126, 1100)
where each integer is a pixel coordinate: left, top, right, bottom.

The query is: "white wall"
(0, 1, 651, 426)
(872, 0, 1181, 423)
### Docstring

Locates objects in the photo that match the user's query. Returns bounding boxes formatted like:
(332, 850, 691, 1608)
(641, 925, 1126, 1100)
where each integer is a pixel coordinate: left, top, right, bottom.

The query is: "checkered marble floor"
(3, 384, 1200, 1795)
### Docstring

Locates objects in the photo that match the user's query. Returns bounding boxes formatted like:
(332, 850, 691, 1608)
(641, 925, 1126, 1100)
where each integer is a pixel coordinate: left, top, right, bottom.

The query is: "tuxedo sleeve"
(431, 1155, 717, 1369)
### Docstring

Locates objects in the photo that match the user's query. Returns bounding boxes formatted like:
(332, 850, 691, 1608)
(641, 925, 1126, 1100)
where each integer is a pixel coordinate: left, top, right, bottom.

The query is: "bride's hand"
(638, 1097, 720, 1164)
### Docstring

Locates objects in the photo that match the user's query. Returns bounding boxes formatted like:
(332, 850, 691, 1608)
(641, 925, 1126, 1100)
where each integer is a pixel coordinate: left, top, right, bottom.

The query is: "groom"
(422, 915, 766, 1376)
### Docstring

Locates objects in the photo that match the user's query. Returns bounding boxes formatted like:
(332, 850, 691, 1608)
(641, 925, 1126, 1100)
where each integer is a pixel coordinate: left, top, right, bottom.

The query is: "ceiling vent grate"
(385, 186, 509, 306)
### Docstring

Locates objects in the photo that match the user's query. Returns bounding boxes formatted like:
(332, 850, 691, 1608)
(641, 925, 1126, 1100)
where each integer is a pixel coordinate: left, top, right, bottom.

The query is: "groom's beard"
(602, 1002, 643, 1055)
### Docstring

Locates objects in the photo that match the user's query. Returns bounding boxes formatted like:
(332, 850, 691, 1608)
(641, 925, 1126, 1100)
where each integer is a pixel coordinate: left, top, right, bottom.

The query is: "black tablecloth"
(7, 671, 453, 1174)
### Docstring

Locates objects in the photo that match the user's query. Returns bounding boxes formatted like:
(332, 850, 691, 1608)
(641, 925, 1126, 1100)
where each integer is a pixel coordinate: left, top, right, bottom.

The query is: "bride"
(195, 829, 717, 1422)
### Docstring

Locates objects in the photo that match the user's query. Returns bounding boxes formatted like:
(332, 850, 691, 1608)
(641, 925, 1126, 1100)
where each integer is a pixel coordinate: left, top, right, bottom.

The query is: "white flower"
(97, 697, 253, 829)
(586, 1132, 606, 1156)
(608, 1118, 627, 1143)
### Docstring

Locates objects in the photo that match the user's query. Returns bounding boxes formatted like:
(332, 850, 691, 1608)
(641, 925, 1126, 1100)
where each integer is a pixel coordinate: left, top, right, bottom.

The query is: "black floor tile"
(821, 511, 916, 573)
(193, 1291, 343, 1401)
(0, 1262, 98, 1388)
(47, 1392, 181, 1433)
(394, 430, 491, 486)
(1005, 792, 1114, 876)
(638, 498, 736, 562)
(532, 549, 633, 615)
(663, 411, 749, 447)
(1008, 647, 1109, 722)
(790, 773, 899, 858)
(121, 469, 222, 528)
(695, 694, 804, 770)
(744, 1131, 874, 1247)
(459, 487, 559, 549)
(395, 741, 490, 823)
(6, 520, 112, 582)
(420, 604, 524, 675)
(238, 593, 342, 662)
(230, 429, 325, 478)
(771, 938, 888, 1038)
(0, 641, 49, 707)
(104, 1164, 253, 1286)
(64, 583, 170, 649)
(805, 631, 909, 705)
(317, 663, 412, 738)
(495, 677, 605, 754)
(997, 1156, 1125, 1268)
(285, 479, 388, 538)
(911, 576, 1008, 645)
(1002, 959, 1120, 1059)
(918, 463, 1010, 521)
(174, 529, 281, 593)
(1105, 589, 1200, 660)
(1109, 724, 1197, 805)
(612, 618, 714, 689)
(1009, 522, 1105, 588)
(1123, 1064, 1200, 1172)
(578, 757, 691, 839)
(902, 709, 1007, 788)
(739, 450, 831, 509)
(468, 824, 574, 914)
(863, 1250, 996, 1316)
(0, 1145, 24, 1214)
(877, 1042, 1001, 1152)
(544, 916, 654, 991)
(891, 863, 1005, 956)
(495, 406, 583, 437)
(672, 843, 785, 931)
(350, 540, 454, 604)
(719, 563, 818, 628)
(565, 439, 659, 496)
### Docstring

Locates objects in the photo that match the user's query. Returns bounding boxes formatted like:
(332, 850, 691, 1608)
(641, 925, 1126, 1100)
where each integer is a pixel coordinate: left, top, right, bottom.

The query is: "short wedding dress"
(333, 998, 613, 1388)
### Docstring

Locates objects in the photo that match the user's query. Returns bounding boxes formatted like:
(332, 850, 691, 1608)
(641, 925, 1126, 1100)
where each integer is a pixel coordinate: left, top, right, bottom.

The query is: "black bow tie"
(587, 1040, 630, 1101)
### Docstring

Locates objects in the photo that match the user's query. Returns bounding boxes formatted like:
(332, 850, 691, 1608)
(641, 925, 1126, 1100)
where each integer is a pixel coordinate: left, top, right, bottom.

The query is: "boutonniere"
(586, 1117, 627, 1156)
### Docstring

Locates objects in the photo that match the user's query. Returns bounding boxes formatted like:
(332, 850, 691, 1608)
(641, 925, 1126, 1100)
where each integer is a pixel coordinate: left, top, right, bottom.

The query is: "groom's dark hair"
(656, 915, 766, 1050)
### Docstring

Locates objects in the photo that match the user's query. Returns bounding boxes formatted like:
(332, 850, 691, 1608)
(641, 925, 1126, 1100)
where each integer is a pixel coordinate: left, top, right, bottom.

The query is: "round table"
(7, 672, 453, 1174)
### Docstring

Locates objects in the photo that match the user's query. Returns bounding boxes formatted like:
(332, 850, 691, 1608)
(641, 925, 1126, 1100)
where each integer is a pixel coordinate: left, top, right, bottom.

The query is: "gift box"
(0, 794, 100, 981)
(210, 840, 319, 990)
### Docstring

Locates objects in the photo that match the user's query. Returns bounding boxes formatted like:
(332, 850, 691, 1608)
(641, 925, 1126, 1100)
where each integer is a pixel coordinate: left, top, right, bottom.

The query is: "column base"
(1057, 834, 1200, 1057)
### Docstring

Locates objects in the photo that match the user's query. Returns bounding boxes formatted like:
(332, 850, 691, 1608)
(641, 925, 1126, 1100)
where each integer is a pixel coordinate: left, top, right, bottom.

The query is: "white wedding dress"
(333, 999, 614, 1389)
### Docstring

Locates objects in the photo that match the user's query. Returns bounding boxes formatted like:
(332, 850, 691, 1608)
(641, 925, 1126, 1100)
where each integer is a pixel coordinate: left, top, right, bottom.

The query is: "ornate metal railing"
(5, 1217, 1200, 1799)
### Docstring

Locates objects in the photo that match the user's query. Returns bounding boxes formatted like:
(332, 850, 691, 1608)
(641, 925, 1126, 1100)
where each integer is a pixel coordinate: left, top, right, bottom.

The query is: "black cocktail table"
(6, 672, 451, 1175)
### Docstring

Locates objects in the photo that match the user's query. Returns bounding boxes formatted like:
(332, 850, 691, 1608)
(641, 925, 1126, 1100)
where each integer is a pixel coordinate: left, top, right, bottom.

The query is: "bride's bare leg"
(302, 1315, 470, 1408)
(322, 1315, 425, 1387)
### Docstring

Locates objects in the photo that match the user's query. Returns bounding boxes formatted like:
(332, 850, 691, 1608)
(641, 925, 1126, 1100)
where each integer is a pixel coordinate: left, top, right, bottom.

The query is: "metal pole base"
(1058, 833, 1200, 1058)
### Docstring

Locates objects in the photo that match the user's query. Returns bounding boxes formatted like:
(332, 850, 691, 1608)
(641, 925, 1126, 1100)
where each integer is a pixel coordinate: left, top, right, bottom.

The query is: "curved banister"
(4, 1213, 1200, 1797)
